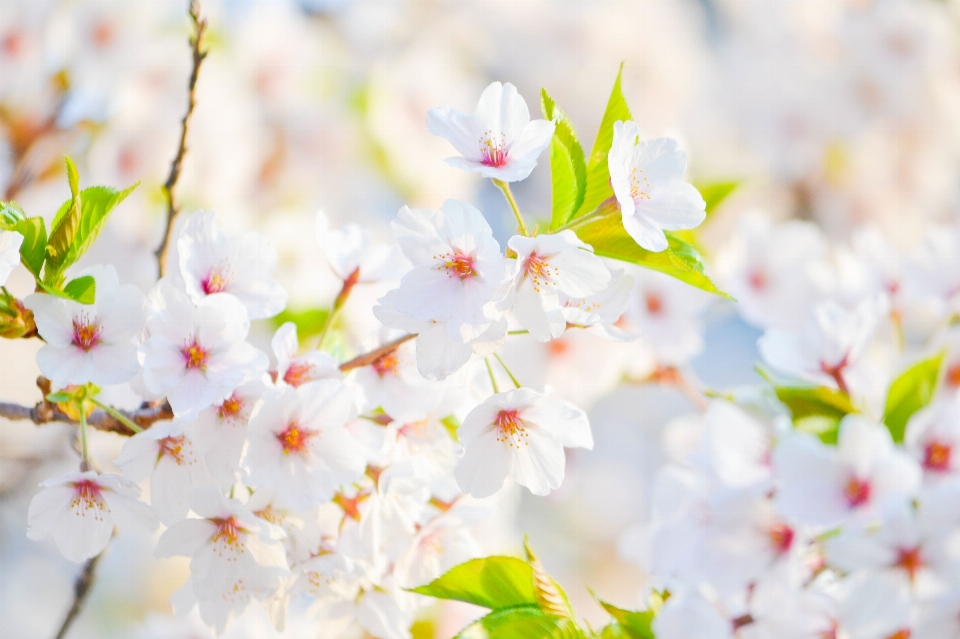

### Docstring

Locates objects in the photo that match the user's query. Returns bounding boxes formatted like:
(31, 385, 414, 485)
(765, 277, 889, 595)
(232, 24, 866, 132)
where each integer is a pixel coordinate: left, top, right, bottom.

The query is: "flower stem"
(493, 179, 528, 236)
(551, 196, 620, 234)
(319, 267, 360, 349)
(507, 330, 529, 335)
(91, 399, 143, 434)
(77, 401, 90, 472)
(493, 353, 521, 389)
(484, 357, 500, 394)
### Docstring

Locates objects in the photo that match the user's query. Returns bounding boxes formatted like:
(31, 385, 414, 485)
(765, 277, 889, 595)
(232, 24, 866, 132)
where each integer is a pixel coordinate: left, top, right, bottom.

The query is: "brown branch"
(0, 378, 173, 437)
(338, 334, 416, 372)
(53, 544, 108, 639)
(154, 0, 208, 277)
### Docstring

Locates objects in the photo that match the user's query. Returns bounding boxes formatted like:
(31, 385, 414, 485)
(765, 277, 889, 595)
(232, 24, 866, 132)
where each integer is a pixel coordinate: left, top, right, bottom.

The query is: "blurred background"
(3, 0, 960, 636)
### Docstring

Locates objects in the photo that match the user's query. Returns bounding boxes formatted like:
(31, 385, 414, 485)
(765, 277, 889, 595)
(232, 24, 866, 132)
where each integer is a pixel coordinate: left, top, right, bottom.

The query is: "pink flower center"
(644, 293, 663, 315)
(495, 409, 529, 447)
(748, 269, 768, 291)
(158, 435, 186, 464)
(283, 361, 315, 387)
(181, 339, 209, 371)
(820, 355, 850, 395)
(523, 253, 555, 293)
(843, 475, 872, 508)
(211, 516, 242, 546)
(440, 252, 477, 280)
(946, 363, 960, 389)
(767, 522, 795, 555)
(372, 352, 399, 378)
(217, 394, 244, 420)
(201, 264, 232, 295)
(895, 546, 924, 583)
(923, 440, 952, 473)
(71, 479, 106, 517)
(479, 131, 508, 167)
(72, 313, 102, 352)
(277, 422, 315, 455)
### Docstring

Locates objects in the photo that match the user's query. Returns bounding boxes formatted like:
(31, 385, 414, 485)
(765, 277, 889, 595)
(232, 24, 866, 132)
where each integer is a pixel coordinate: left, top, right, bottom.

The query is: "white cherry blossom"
(115, 419, 212, 525)
(191, 379, 266, 490)
(559, 267, 636, 341)
(178, 210, 287, 320)
(0, 229, 23, 286)
(27, 470, 157, 562)
(455, 387, 592, 498)
(24, 264, 144, 387)
(904, 397, 960, 480)
(244, 380, 366, 508)
(316, 210, 401, 283)
(427, 81, 555, 182)
(138, 284, 268, 417)
(608, 120, 706, 252)
(270, 321, 341, 388)
(505, 231, 610, 342)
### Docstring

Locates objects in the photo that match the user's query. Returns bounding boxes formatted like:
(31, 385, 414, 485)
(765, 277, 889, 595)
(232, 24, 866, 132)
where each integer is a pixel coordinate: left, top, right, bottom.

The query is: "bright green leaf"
(694, 180, 740, 216)
(883, 352, 945, 443)
(595, 598, 655, 639)
(576, 217, 730, 298)
(14, 216, 46, 277)
(46, 392, 74, 404)
(45, 158, 84, 280)
(542, 88, 587, 230)
(771, 385, 856, 444)
(457, 606, 583, 639)
(410, 556, 538, 610)
(0, 201, 25, 227)
(575, 63, 632, 219)
(63, 275, 96, 305)
(270, 307, 331, 341)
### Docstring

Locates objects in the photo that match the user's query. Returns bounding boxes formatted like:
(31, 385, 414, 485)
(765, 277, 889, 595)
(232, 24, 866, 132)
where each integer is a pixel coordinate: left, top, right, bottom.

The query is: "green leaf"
(270, 307, 331, 341)
(13, 216, 47, 277)
(542, 89, 587, 230)
(410, 556, 538, 610)
(46, 392, 74, 403)
(576, 217, 730, 298)
(575, 63, 632, 219)
(595, 599, 655, 639)
(0, 201, 25, 227)
(45, 157, 84, 280)
(457, 606, 583, 639)
(883, 352, 945, 443)
(771, 384, 856, 445)
(524, 538, 574, 620)
(694, 180, 740, 216)
(63, 275, 96, 305)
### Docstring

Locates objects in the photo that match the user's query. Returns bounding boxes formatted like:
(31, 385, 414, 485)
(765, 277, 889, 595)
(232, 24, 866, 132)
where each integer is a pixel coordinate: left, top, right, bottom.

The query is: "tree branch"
(154, 0, 208, 277)
(52, 545, 108, 639)
(338, 334, 416, 372)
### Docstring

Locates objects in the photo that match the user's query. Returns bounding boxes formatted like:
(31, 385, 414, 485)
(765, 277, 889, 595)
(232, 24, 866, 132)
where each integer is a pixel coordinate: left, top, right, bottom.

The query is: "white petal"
(455, 429, 514, 498)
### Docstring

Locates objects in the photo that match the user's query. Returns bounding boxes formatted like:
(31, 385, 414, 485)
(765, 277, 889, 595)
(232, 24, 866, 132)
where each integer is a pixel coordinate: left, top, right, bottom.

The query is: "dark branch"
(52, 545, 107, 639)
(154, 0, 208, 277)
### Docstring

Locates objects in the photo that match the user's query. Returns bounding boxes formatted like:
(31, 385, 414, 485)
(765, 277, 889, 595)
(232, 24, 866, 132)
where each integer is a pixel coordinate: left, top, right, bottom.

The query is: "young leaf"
(14, 216, 47, 277)
(594, 598, 655, 639)
(575, 63, 632, 219)
(694, 180, 740, 216)
(542, 88, 587, 230)
(0, 201, 25, 227)
(270, 307, 331, 340)
(458, 607, 583, 639)
(409, 556, 538, 610)
(45, 157, 84, 281)
(524, 538, 574, 619)
(576, 217, 730, 298)
(883, 352, 945, 443)
(769, 384, 856, 445)
(63, 276, 97, 305)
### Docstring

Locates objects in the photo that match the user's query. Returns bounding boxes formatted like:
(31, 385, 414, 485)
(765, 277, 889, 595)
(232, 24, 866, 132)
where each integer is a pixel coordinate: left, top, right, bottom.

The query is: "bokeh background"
(4, 0, 960, 637)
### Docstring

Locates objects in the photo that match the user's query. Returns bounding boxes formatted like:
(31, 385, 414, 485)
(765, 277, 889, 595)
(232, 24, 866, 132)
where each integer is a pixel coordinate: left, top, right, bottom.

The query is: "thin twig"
(154, 0, 208, 277)
(53, 547, 107, 639)
(338, 334, 416, 372)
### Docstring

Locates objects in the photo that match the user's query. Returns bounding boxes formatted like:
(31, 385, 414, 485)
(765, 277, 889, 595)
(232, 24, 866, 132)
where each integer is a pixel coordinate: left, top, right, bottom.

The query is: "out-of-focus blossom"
(0, 229, 23, 285)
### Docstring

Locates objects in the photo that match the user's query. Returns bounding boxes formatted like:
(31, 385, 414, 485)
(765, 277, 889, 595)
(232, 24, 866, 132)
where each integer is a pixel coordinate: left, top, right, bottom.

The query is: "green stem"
(493, 179, 528, 236)
(484, 357, 500, 394)
(552, 197, 620, 234)
(319, 268, 360, 349)
(493, 353, 521, 389)
(507, 330, 529, 335)
(77, 402, 90, 471)
(91, 398, 143, 434)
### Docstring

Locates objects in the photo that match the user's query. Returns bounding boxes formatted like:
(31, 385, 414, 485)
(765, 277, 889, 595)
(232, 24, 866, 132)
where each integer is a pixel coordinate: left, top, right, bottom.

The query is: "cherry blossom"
(244, 380, 366, 508)
(316, 210, 402, 284)
(559, 267, 636, 341)
(608, 120, 706, 252)
(0, 229, 23, 286)
(27, 470, 157, 562)
(455, 388, 592, 497)
(138, 284, 268, 416)
(178, 210, 287, 320)
(904, 397, 960, 480)
(271, 321, 341, 388)
(505, 231, 610, 342)
(426, 81, 555, 182)
(191, 379, 267, 490)
(24, 264, 144, 387)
